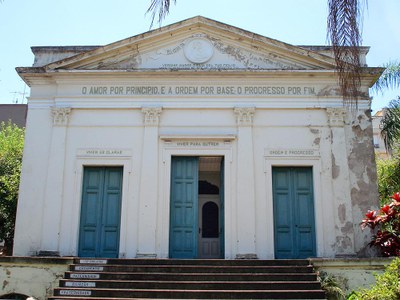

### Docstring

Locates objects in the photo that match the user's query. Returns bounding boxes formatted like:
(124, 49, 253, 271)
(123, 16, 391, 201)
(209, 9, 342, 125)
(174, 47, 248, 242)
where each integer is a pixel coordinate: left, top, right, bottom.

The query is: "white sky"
(0, 0, 399, 112)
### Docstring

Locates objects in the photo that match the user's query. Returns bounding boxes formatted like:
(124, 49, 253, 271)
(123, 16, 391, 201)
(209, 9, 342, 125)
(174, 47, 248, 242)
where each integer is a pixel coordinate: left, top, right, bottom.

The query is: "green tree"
(0, 122, 24, 255)
(376, 150, 400, 205)
(379, 98, 400, 153)
(370, 61, 400, 153)
(373, 61, 400, 94)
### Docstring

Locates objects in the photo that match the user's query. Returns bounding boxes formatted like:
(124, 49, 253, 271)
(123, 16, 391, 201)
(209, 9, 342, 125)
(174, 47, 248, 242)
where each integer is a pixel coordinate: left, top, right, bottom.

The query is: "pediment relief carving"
(79, 34, 314, 71)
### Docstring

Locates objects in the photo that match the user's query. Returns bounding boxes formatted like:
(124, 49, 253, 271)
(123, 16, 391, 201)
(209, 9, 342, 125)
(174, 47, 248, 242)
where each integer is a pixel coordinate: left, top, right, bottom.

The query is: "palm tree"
(147, 0, 176, 28)
(147, 0, 364, 105)
(371, 61, 400, 153)
(380, 98, 400, 154)
(373, 61, 400, 94)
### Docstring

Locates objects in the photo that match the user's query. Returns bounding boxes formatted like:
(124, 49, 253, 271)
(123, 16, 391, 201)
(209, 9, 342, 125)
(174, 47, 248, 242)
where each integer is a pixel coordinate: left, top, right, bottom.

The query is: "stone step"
(59, 279, 322, 290)
(64, 271, 318, 281)
(50, 298, 326, 300)
(74, 258, 310, 266)
(51, 288, 326, 299)
(51, 259, 326, 299)
(69, 264, 314, 274)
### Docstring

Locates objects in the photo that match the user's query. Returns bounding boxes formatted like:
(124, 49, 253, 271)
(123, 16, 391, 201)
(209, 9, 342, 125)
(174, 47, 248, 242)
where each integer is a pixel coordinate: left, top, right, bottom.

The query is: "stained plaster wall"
(346, 109, 380, 256)
(0, 257, 72, 300)
(311, 258, 392, 294)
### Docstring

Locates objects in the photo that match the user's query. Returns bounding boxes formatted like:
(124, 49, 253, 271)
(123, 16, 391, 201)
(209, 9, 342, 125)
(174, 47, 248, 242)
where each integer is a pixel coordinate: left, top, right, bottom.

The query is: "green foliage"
(318, 271, 346, 300)
(376, 150, 400, 205)
(380, 98, 400, 153)
(347, 258, 400, 300)
(0, 122, 24, 254)
(373, 62, 400, 94)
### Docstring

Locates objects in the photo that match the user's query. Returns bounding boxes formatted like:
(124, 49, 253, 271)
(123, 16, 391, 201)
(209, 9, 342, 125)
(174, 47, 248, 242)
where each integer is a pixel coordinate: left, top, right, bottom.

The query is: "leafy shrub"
(347, 258, 400, 300)
(0, 122, 25, 255)
(318, 271, 345, 300)
(376, 152, 400, 205)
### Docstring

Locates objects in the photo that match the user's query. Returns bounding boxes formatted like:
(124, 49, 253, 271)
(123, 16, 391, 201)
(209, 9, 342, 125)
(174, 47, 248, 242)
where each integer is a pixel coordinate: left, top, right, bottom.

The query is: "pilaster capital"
(142, 107, 162, 126)
(51, 106, 71, 126)
(234, 107, 255, 126)
(326, 107, 347, 127)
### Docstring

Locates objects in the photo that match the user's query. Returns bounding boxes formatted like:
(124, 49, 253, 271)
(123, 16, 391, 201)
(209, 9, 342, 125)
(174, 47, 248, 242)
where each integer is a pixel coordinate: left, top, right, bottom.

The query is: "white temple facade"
(14, 16, 382, 259)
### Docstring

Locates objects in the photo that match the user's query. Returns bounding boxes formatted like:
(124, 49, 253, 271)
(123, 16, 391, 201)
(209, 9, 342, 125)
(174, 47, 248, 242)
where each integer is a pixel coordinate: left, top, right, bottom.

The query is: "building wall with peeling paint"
(13, 16, 381, 259)
(0, 257, 72, 300)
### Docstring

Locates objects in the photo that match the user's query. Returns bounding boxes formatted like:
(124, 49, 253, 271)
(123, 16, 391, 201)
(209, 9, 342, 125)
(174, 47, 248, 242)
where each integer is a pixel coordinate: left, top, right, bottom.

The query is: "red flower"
(365, 210, 377, 220)
(392, 192, 400, 202)
(381, 204, 391, 214)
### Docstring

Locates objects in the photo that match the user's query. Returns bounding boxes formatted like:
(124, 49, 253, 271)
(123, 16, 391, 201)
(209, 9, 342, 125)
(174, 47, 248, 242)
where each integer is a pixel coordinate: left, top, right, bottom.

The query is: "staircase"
(48, 258, 326, 299)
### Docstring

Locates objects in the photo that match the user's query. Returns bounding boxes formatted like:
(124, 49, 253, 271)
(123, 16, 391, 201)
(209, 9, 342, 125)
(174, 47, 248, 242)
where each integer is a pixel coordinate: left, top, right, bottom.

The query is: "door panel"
(170, 157, 199, 258)
(273, 167, 315, 259)
(198, 197, 220, 259)
(79, 167, 123, 258)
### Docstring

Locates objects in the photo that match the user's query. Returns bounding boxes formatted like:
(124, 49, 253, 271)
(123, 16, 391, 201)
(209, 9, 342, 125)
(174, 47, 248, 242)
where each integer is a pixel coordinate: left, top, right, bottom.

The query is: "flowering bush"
(361, 192, 400, 256)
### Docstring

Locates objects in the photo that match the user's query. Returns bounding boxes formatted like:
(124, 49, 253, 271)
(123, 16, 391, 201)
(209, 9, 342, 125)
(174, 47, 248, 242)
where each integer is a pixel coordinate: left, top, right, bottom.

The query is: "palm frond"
(327, 0, 365, 108)
(373, 61, 400, 94)
(381, 98, 400, 153)
(147, 0, 176, 28)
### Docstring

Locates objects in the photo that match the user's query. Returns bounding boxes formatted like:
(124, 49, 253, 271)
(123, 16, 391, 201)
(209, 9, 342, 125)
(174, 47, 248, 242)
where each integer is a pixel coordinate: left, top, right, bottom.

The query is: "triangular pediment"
(44, 16, 337, 71)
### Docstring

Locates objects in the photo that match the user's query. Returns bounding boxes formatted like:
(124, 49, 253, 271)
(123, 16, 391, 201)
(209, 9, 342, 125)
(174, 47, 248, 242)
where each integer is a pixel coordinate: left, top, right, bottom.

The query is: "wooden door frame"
(61, 157, 132, 258)
(161, 147, 232, 259)
(264, 158, 324, 259)
(78, 166, 123, 258)
(272, 167, 316, 259)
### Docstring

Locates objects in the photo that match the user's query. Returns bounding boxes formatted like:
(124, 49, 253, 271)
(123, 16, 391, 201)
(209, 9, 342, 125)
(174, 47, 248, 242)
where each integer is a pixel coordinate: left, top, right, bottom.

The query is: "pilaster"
(137, 107, 162, 258)
(233, 107, 257, 259)
(40, 106, 71, 254)
(327, 107, 356, 256)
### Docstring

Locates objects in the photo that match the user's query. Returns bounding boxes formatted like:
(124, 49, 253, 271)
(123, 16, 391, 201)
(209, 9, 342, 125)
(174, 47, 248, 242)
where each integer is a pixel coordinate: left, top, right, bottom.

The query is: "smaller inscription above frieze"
(172, 141, 221, 147)
(77, 149, 132, 158)
(265, 148, 320, 157)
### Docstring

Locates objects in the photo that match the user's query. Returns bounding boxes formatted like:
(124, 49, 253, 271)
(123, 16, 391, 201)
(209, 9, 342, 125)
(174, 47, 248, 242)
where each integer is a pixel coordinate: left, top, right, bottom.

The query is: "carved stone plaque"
(70, 273, 100, 279)
(79, 259, 107, 264)
(184, 38, 214, 63)
(74, 266, 104, 271)
(59, 290, 91, 296)
(65, 281, 96, 288)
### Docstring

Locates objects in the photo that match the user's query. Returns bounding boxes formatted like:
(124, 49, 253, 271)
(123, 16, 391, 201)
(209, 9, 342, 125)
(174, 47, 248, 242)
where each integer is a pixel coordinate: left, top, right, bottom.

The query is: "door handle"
(199, 227, 201, 234)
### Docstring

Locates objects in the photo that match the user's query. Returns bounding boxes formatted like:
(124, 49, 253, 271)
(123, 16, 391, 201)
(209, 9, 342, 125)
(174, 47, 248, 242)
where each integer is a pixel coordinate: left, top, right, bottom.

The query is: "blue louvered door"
(169, 157, 199, 258)
(79, 167, 123, 258)
(273, 167, 316, 259)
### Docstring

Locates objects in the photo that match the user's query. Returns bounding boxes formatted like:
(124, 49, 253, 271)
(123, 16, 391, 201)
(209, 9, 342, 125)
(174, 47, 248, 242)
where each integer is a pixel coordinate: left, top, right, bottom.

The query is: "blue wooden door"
(169, 157, 199, 258)
(272, 167, 316, 259)
(79, 167, 123, 258)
